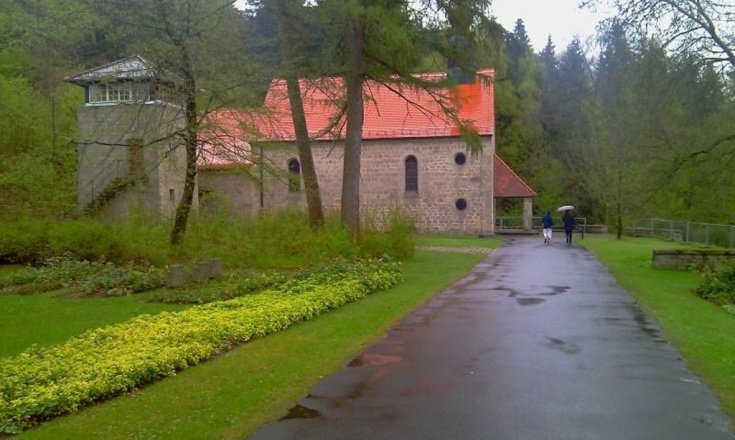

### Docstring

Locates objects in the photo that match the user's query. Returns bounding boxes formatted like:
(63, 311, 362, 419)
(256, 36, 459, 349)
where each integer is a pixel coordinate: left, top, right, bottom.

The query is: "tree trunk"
(274, 0, 324, 228)
(341, 17, 365, 240)
(170, 48, 198, 246)
(616, 163, 623, 240)
(285, 76, 325, 228)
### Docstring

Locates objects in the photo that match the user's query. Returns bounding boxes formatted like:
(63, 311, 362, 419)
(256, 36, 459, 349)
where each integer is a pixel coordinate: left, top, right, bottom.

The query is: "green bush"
(0, 259, 402, 433)
(172, 211, 360, 269)
(0, 209, 418, 270)
(0, 220, 51, 264)
(694, 261, 735, 305)
(361, 207, 417, 260)
(0, 218, 168, 265)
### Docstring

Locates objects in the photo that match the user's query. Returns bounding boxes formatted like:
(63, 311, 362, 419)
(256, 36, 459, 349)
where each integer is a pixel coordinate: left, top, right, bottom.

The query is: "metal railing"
(496, 216, 587, 237)
(629, 218, 735, 248)
(78, 159, 127, 211)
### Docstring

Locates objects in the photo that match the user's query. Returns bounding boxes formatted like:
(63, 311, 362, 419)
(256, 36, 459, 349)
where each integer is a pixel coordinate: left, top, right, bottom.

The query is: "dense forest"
(0, 0, 733, 233)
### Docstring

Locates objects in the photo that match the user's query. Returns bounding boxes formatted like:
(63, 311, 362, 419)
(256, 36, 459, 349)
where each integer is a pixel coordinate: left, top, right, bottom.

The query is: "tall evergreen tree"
(589, 21, 639, 236)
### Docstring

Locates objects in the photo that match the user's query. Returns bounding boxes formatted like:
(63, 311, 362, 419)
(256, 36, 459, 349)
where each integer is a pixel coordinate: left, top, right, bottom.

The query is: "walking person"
(541, 211, 553, 245)
(562, 210, 575, 245)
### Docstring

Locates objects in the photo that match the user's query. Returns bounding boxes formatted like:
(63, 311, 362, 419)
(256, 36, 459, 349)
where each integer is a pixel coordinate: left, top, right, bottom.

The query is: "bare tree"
(94, 0, 251, 245)
(584, 0, 735, 70)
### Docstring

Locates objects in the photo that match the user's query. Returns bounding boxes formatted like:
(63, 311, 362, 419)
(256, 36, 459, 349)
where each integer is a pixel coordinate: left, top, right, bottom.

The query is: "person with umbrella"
(557, 205, 576, 245)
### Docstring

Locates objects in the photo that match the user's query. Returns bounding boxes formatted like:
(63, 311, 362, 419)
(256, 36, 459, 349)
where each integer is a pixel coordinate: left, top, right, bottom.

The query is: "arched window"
(405, 155, 418, 192)
(287, 158, 301, 192)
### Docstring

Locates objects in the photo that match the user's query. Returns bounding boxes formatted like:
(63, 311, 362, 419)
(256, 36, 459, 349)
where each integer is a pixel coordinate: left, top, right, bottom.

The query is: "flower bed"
(147, 269, 292, 304)
(3, 256, 165, 296)
(0, 259, 402, 433)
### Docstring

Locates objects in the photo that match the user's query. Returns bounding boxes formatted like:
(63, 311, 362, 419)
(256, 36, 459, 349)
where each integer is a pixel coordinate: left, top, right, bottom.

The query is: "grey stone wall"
(76, 102, 192, 221)
(652, 249, 735, 270)
(202, 136, 495, 234)
(198, 168, 259, 218)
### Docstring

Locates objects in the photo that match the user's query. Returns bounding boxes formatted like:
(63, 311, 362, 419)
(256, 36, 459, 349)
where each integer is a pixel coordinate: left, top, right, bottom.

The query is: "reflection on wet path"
(251, 237, 733, 440)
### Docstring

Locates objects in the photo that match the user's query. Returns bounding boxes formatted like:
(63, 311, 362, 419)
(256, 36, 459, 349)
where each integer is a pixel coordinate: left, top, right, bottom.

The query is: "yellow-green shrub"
(0, 259, 402, 433)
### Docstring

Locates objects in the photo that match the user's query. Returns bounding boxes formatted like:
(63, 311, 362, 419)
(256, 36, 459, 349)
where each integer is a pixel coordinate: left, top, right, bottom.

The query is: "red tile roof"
(198, 70, 535, 204)
(493, 155, 536, 198)
(206, 70, 494, 144)
(198, 109, 257, 169)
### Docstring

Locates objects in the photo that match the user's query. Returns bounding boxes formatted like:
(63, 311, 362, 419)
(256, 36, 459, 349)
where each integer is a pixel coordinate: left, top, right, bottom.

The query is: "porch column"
(522, 197, 533, 231)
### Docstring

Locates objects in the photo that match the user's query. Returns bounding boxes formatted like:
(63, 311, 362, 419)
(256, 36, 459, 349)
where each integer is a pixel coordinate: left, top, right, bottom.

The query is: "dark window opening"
(405, 155, 418, 192)
(288, 158, 301, 192)
(454, 152, 467, 165)
(455, 198, 467, 211)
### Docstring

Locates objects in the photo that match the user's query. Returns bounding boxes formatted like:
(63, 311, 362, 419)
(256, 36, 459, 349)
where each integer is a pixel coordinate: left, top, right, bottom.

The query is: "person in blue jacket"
(563, 210, 576, 245)
(541, 211, 553, 245)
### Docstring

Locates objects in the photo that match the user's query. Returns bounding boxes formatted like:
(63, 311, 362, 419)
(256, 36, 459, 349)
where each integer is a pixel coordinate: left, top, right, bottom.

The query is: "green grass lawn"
(0, 292, 186, 358)
(15, 250, 487, 439)
(583, 235, 735, 422)
(419, 234, 500, 249)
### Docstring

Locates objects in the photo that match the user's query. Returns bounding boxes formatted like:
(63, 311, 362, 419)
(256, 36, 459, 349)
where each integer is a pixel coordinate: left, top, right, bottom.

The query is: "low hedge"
(0, 259, 402, 433)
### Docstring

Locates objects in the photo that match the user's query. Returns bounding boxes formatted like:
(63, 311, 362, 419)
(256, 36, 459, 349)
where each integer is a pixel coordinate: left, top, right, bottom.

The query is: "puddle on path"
(348, 353, 402, 367)
(630, 306, 660, 338)
(516, 297, 545, 306)
(279, 404, 321, 420)
(545, 337, 582, 354)
(541, 285, 570, 296)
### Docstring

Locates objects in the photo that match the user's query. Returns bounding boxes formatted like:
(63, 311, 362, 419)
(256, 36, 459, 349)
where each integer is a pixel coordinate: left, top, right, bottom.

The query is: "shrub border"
(0, 260, 402, 433)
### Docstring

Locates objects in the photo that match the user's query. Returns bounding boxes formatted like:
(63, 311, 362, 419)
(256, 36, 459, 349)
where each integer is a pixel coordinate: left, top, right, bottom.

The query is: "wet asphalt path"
(250, 237, 733, 439)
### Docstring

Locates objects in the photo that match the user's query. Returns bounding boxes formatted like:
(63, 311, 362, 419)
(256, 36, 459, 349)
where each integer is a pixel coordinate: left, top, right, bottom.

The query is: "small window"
(169, 188, 176, 202)
(405, 155, 418, 192)
(287, 158, 301, 192)
(454, 152, 467, 165)
(87, 82, 151, 104)
(455, 198, 467, 211)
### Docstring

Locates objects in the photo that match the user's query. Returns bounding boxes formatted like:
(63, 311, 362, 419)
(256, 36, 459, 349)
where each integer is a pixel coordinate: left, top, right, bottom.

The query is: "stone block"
(192, 261, 211, 282)
(209, 258, 223, 279)
(167, 264, 186, 288)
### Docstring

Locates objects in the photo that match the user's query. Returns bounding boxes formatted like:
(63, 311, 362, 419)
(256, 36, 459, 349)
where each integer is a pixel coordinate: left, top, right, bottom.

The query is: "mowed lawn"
(583, 236, 735, 423)
(419, 234, 500, 249)
(0, 291, 186, 358)
(9, 248, 488, 439)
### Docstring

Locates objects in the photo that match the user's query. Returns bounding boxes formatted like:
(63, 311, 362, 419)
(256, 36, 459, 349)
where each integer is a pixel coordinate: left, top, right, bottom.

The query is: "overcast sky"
(234, 0, 615, 55)
(489, 0, 615, 54)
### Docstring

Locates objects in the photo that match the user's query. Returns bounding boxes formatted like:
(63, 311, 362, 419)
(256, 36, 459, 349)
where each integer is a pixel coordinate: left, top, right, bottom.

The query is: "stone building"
(66, 55, 192, 221)
(69, 57, 535, 233)
(199, 70, 536, 234)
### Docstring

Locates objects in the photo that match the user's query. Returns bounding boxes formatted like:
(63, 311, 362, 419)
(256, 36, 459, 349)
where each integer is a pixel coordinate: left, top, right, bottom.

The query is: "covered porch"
(493, 155, 537, 233)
